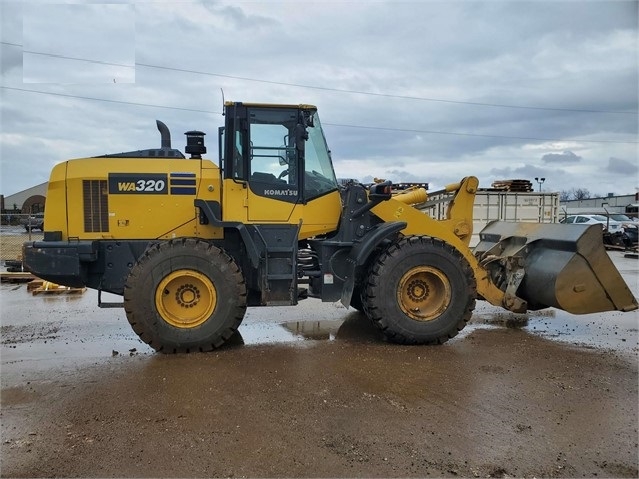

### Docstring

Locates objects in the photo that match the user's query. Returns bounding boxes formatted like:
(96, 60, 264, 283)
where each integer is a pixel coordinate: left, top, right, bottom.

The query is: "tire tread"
(362, 235, 476, 345)
(123, 239, 246, 353)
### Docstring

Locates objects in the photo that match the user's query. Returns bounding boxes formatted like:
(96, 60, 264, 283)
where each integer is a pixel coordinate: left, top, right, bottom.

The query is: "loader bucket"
(474, 221, 638, 314)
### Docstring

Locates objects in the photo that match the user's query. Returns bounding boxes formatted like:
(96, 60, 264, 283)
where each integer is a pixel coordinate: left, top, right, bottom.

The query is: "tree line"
(560, 188, 595, 201)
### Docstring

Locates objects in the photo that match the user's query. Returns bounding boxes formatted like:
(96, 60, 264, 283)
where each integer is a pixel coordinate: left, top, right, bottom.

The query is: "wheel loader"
(23, 102, 638, 353)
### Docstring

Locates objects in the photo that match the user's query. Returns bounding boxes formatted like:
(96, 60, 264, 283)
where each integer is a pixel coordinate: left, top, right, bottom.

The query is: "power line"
(24, 49, 134, 69)
(2, 86, 637, 144)
(323, 122, 638, 144)
(1, 86, 220, 114)
(3, 41, 636, 115)
(138, 63, 637, 115)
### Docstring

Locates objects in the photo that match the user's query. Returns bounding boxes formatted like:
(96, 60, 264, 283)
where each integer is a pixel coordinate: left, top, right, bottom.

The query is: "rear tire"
(124, 238, 247, 353)
(362, 236, 476, 345)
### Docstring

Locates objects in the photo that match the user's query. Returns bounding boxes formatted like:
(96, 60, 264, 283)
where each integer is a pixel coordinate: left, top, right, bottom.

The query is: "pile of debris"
(490, 179, 534, 192)
(27, 279, 86, 295)
(1, 260, 34, 283)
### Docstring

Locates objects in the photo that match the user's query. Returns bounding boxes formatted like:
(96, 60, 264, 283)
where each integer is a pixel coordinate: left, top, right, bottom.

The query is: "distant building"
(1, 182, 48, 213)
(560, 193, 639, 219)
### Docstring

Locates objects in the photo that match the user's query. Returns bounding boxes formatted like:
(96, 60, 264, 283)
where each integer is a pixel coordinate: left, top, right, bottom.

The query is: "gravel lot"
(1, 253, 637, 477)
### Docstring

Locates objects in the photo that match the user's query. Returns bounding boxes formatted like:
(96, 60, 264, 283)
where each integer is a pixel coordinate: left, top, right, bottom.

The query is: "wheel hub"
(398, 266, 451, 321)
(175, 284, 201, 308)
(156, 270, 217, 328)
(406, 279, 430, 302)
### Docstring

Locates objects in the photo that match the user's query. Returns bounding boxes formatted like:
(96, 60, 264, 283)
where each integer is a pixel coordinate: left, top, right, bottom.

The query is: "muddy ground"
(1, 253, 638, 478)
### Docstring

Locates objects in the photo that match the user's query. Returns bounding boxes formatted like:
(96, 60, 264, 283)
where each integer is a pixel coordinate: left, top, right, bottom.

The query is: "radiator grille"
(83, 180, 109, 232)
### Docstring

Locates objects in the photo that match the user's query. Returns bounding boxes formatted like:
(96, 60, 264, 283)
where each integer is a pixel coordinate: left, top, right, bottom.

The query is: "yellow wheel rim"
(155, 270, 217, 329)
(397, 266, 451, 321)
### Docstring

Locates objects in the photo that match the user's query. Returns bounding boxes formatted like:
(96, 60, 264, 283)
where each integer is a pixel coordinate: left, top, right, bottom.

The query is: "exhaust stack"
(156, 120, 171, 149)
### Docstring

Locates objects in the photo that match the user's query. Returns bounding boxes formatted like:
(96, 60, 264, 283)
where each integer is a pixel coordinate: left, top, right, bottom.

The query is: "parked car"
(559, 214, 623, 233)
(606, 213, 633, 221)
(20, 213, 44, 232)
(605, 214, 638, 245)
(622, 223, 639, 245)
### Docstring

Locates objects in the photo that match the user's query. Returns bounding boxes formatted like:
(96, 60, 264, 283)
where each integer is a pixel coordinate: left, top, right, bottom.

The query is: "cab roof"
(224, 101, 317, 110)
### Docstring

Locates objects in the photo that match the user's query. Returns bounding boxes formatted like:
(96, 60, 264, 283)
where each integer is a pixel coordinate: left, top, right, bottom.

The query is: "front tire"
(124, 238, 247, 353)
(362, 236, 476, 345)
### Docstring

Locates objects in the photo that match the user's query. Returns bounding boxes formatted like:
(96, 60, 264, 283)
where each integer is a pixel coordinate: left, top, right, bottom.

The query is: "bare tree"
(560, 188, 593, 201)
(572, 188, 591, 200)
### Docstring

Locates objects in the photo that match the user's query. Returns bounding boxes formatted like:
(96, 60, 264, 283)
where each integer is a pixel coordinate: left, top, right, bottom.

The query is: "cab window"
(248, 108, 299, 203)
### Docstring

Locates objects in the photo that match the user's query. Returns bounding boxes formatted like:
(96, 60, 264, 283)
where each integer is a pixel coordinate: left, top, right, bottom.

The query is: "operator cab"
(220, 102, 339, 204)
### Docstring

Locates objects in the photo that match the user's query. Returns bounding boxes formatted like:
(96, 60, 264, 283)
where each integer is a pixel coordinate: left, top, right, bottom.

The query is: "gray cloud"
(22, 3, 135, 83)
(202, 3, 280, 30)
(490, 164, 562, 179)
(0, 44, 21, 74)
(385, 170, 427, 183)
(541, 151, 582, 163)
(607, 157, 639, 175)
(0, 2, 22, 75)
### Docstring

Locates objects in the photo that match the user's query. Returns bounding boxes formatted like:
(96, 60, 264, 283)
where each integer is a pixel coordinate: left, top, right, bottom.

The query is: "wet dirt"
(1, 253, 638, 477)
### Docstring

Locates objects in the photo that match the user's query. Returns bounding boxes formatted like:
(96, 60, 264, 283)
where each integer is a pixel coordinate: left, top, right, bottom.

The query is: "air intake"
(185, 130, 206, 159)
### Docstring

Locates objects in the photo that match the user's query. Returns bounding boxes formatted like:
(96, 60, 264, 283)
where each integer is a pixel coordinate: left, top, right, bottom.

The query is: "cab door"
(245, 107, 300, 223)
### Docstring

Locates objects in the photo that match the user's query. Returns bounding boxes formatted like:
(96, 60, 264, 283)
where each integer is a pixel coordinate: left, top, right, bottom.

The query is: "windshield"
(304, 111, 338, 200)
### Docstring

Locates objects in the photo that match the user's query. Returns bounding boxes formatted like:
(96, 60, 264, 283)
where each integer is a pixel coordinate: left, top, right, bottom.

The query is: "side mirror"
(351, 181, 393, 219)
(369, 180, 393, 200)
(302, 109, 314, 127)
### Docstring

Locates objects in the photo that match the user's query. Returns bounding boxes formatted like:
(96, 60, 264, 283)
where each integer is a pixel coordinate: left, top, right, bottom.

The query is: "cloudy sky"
(1, 0, 637, 198)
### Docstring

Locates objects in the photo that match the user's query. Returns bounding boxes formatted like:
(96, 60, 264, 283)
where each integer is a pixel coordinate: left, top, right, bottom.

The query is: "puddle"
(239, 316, 380, 345)
(235, 321, 306, 345)
(281, 319, 344, 340)
(472, 304, 639, 353)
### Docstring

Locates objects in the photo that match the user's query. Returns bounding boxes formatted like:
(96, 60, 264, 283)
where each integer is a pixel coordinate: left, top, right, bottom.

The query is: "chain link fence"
(1, 214, 44, 263)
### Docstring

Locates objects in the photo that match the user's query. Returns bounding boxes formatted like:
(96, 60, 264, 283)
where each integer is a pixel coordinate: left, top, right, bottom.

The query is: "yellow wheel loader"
(23, 102, 638, 353)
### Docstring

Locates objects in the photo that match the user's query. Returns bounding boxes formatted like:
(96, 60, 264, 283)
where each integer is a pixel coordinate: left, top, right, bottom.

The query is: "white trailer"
(417, 190, 559, 246)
